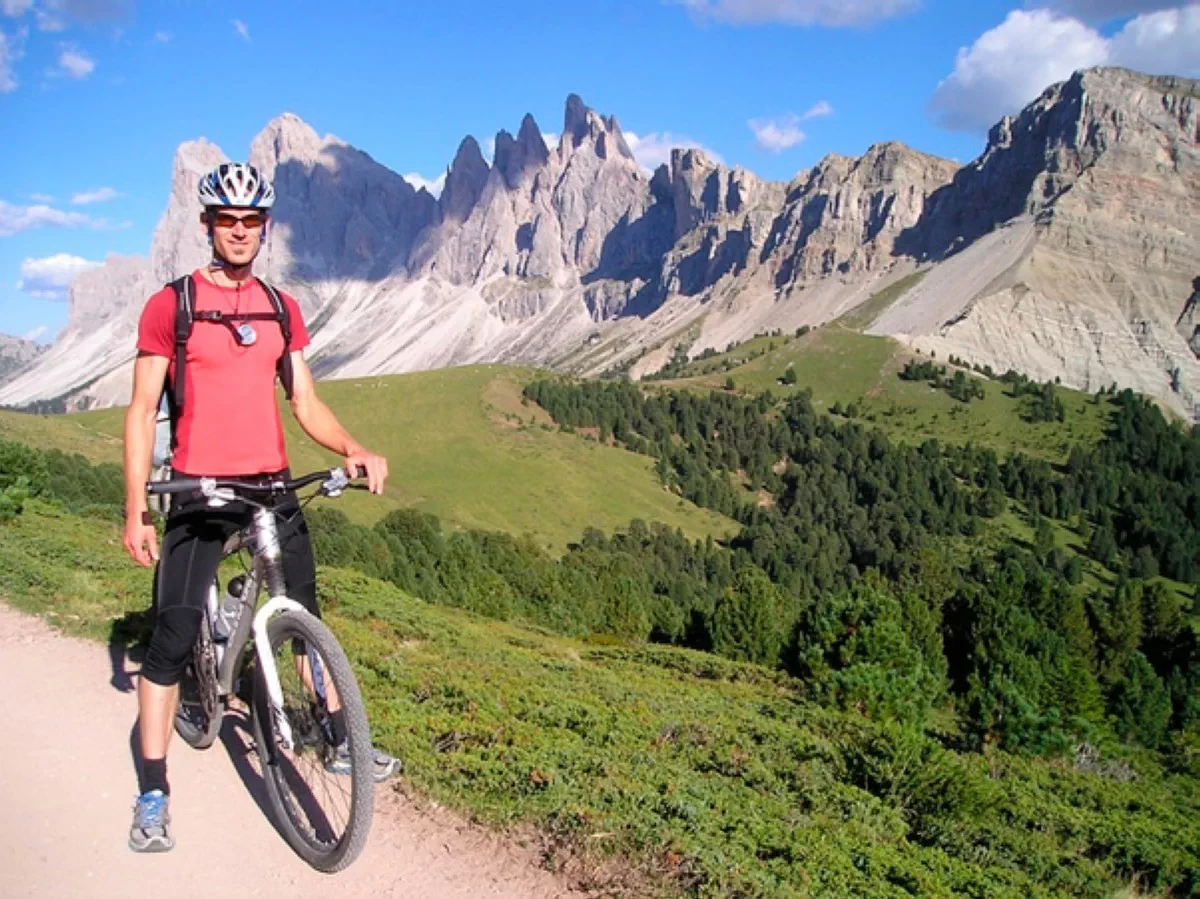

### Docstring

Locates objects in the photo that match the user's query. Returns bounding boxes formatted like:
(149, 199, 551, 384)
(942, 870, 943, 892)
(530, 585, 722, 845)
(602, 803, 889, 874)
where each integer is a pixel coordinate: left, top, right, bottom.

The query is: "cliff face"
(871, 68, 1200, 419)
(3, 68, 1197, 420)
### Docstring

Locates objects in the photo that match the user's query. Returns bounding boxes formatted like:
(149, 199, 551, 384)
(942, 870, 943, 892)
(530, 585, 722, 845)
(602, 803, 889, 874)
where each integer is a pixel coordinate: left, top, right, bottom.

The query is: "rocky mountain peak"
(493, 113, 551, 188)
(250, 113, 324, 173)
(562, 93, 635, 161)
(440, 136, 491, 224)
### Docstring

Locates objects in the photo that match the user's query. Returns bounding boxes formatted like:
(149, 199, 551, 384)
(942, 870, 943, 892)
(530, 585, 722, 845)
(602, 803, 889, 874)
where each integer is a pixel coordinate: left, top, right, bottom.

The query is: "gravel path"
(0, 602, 591, 899)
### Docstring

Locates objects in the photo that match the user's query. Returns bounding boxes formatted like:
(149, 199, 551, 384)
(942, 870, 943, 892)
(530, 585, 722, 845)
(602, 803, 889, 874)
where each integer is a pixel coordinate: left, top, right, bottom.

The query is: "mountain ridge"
(1, 66, 1196, 419)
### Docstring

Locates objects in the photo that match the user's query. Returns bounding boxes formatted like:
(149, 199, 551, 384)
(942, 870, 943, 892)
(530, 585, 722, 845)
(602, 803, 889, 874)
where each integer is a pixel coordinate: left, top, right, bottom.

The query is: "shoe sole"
(324, 761, 400, 781)
(373, 759, 402, 782)
(129, 835, 175, 853)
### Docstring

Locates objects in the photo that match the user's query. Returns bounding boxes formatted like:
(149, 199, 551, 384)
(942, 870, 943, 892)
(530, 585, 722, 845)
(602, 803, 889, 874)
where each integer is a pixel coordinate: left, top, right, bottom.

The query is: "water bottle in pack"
(213, 575, 247, 641)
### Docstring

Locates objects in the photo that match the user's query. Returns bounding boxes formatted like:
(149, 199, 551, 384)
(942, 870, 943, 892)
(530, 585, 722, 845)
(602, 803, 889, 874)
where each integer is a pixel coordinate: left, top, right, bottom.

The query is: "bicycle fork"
(249, 505, 308, 753)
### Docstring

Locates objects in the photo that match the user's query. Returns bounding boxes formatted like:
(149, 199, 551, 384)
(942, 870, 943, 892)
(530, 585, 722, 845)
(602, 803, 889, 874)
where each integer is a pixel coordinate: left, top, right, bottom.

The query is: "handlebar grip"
(146, 478, 203, 495)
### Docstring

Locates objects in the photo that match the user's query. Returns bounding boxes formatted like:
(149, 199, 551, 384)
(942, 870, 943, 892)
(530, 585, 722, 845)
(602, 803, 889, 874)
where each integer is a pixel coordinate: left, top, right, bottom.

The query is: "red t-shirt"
(137, 270, 311, 476)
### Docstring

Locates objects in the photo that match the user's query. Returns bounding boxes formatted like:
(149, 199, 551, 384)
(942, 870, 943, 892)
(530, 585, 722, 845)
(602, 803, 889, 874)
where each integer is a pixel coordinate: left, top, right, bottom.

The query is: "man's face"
(203, 207, 266, 266)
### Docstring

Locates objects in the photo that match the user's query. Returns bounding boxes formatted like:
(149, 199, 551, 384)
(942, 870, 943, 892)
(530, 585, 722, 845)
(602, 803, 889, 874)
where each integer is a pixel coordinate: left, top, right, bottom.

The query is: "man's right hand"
(124, 513, 160, 567)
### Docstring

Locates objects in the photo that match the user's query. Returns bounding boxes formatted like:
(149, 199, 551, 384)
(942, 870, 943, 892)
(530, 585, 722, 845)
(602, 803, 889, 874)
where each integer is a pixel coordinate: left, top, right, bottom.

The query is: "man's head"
(197, 163, 275, 269)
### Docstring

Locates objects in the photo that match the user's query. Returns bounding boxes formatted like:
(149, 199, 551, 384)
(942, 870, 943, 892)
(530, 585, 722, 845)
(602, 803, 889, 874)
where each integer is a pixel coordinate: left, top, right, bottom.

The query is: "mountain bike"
(147, 467, 374, 872)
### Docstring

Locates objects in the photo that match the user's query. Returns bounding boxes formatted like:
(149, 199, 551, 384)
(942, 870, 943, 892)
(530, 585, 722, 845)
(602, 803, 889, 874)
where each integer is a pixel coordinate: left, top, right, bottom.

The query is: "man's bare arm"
(123, 353, 169, 565)
(287, 351, 388, 493)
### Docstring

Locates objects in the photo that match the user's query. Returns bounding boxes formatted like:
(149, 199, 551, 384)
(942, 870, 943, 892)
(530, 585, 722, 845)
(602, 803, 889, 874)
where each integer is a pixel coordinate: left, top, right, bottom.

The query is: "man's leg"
(131, 506, 226, 851)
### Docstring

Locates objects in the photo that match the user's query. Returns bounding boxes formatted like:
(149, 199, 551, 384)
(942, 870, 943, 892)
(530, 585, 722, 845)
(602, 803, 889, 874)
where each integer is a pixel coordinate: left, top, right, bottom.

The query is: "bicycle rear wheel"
(251, 610, 374, 872)
(174, 605, 221, 749)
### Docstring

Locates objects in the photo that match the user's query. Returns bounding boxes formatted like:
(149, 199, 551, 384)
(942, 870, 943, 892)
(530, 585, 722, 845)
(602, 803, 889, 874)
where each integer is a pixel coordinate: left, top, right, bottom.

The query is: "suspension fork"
(249, 506, 307, 752)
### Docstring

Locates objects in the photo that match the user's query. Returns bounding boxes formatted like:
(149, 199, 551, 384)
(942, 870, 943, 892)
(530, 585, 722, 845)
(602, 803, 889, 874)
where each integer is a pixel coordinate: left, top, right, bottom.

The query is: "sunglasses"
(210, 212, 266, 230)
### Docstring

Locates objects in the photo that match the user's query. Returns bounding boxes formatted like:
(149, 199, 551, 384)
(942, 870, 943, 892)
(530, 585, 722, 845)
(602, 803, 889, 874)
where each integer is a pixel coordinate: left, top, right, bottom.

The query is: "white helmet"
(197, 162, 274, 209)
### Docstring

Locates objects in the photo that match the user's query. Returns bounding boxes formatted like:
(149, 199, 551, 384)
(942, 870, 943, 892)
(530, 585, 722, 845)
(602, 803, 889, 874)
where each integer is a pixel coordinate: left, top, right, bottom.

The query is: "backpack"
(150, 274, 295, 511)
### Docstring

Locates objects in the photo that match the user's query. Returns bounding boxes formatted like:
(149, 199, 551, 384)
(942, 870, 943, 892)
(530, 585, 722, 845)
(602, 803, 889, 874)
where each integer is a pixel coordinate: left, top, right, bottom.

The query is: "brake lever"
(320, 467, 352, 498)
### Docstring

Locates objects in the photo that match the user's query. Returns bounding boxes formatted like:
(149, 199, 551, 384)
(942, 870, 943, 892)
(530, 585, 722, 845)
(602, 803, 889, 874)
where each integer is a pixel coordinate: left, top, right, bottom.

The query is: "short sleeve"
(282, 292, 311, 353)
(136, 286, 176, 357)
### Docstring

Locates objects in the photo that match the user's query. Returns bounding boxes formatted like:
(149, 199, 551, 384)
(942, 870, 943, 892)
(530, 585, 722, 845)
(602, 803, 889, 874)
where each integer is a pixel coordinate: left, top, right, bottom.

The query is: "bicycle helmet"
(197, 162, 275, 210)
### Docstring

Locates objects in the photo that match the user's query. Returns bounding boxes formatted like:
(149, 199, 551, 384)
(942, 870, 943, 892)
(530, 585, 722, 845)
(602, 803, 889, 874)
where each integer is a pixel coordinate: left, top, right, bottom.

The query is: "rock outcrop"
(0, 334, 47, 389)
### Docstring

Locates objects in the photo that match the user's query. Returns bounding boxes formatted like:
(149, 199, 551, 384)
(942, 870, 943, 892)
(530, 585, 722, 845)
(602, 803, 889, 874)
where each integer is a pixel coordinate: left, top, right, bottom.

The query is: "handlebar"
(146, 466, 368, 498)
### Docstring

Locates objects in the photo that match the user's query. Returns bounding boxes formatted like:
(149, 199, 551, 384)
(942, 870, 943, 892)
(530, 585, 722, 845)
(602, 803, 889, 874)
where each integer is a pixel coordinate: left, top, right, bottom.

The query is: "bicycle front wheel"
(250, 610, 374, 872)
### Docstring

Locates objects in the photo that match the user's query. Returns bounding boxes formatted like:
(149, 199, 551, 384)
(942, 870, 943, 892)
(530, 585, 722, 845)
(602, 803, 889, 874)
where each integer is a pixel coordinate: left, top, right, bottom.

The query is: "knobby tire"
(251, 610, 374, 872)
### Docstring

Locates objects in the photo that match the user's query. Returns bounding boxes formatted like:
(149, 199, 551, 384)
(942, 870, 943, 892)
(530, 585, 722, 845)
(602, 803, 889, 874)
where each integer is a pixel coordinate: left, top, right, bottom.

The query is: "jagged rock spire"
(440, 136, 490, 223)
(494, 113, 550, 188)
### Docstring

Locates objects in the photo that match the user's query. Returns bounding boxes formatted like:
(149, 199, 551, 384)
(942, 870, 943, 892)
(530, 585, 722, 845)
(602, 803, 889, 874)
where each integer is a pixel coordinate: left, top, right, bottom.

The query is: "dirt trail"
(0, 603, 590, 899)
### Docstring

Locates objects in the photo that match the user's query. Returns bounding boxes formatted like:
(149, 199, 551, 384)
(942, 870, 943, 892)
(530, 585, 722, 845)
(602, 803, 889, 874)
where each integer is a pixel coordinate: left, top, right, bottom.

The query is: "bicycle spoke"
(264, 634, 355, 848)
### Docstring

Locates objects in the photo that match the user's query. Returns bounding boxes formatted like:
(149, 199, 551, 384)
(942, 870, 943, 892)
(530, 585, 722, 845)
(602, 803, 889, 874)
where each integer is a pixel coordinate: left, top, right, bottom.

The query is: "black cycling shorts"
(141, 468, 319, 687)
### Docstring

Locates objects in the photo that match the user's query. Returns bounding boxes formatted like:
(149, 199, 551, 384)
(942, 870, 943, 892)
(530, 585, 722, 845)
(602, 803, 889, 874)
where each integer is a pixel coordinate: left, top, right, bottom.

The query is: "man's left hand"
(344, 447, 388, 494)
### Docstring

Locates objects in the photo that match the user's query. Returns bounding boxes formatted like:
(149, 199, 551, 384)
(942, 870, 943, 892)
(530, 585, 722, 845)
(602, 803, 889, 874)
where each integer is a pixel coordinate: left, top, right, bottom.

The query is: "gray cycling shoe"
(325, 743, 402, 782)
(129, 790, 174, 853)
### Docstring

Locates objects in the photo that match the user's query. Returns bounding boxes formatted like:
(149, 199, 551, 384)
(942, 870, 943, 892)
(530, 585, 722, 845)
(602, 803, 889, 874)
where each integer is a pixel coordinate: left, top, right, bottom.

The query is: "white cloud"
(801, 99, 834, 119)
(70, 186, 119, 204)
(29, 192, 53, 202)
(16, 252, 102, 300)
(748, 114, 806, 152)
(150, 29, 169, 43)
(1107, 4, 1200, 74)
(624, 130, 725, 172)
(232, 18, 249, 41)
(403, 171, 447, 198)
(0, 24, 26, 92)
(929, 10, 1108, 132)
(675, 0, 919, 27)
(930, 6, 1200, 133)
(54, 45, 94, 78)
(21, 325, 48, 342)
(1, 0, 31, 16)
(0, 199, 127, 235)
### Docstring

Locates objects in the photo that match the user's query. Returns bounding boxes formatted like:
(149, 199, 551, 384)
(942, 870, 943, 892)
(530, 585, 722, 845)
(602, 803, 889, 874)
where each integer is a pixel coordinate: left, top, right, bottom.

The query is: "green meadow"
(663, 326, 1112, 463)
(1, 365, 733, 550)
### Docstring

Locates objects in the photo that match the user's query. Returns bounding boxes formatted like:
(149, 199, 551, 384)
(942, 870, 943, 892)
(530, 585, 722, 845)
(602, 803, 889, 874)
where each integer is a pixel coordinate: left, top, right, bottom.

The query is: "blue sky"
(2, 0, 1197, 342)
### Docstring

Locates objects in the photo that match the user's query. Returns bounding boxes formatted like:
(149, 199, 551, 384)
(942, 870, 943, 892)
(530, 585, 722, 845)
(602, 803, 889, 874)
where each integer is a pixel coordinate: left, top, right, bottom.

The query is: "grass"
(665, 328, 1114, 463)
(1, 365, 735, 551)
(0, 406, 125, 465)
(3, 499, 1197, 899)
(835, 269, 929, 331)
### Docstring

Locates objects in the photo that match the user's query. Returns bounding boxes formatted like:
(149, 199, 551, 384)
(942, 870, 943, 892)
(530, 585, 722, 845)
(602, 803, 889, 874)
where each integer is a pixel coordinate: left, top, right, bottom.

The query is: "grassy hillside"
(0, 365, 734, 550)
(2, 499, 1196, 898)
(662, 326, 1113, 462)
(0, 406, 124, 465)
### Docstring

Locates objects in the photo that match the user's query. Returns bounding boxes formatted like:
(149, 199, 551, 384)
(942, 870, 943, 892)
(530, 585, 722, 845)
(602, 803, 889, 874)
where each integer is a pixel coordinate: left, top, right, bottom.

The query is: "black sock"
(330, 709, 348, 746)
(141, 757, 169, 796)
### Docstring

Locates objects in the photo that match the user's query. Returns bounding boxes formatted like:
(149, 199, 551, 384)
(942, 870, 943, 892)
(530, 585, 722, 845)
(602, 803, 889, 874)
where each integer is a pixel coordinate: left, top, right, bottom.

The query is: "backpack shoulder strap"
(167, 275, 194, 410)
(257, 278, 294, 400)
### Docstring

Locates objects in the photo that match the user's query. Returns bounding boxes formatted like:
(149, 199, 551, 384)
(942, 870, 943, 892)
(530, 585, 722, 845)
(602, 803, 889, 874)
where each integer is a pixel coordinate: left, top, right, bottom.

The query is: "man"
(122, 162, 399, 853)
